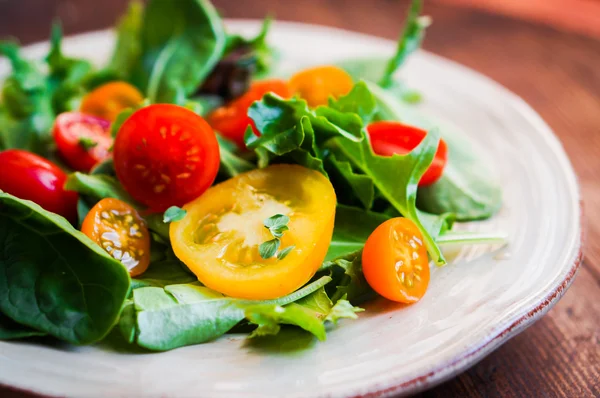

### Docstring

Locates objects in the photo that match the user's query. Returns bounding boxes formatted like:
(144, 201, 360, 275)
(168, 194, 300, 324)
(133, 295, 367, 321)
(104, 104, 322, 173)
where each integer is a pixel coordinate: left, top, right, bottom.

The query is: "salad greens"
(0, 0, 504, 352)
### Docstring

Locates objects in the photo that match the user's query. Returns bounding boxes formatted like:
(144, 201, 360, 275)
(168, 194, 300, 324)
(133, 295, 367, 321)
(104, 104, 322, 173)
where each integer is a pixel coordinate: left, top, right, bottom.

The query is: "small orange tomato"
(80, 81, 144, 121)
(288, 65, 354, 107)
(362, 218, 430, 303)
(82, 198, 150, 277)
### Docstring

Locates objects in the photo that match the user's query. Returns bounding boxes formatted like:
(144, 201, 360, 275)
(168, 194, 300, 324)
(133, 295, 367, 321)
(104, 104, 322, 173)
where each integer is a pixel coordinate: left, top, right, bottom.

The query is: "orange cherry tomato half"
(113, 104, 220, 212)
(0, 149, 78, 223)
(362, 217, 430, 303)
(80, 81, 144, 122)
(367, 121, 448, 186)
(208, 79, 291, 148)
(53, 112, 113, 172)
(288, 65, 354, 107)
(81, 198, 150, 277)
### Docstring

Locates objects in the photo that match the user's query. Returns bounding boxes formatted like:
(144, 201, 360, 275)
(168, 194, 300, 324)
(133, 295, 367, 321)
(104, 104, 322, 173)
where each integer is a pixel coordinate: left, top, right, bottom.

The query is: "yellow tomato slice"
(170, 164, 336, 299)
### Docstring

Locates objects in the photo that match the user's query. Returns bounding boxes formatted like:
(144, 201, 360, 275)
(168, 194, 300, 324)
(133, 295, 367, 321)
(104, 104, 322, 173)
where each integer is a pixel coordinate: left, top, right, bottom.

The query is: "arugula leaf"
(327, 81, 378, 124)
(329, 126, 446, 265)
(217, 135, 256, 180)
(126, 275, 332, 350)
(322, 250, 375, 304)
(379, 0, 430, 88)
(163, 206, 187, 223)
(138, 0, 227, 103)
(108, 1, 143, 79)
(326, 155, 375, 209)
(64, 172, 137, 206)
(0, 193, 130, 344)
(325, 297, 364, 324)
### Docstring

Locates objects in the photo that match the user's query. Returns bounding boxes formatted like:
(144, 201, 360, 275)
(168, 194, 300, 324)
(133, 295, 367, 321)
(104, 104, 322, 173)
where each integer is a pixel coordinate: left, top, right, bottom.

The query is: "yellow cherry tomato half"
(362, 217, 430, 303)
(170, 164, 337, 300)
(81, 198, 151, 277)
(289, 65, 354, 107)
(80, 81, 144, 121)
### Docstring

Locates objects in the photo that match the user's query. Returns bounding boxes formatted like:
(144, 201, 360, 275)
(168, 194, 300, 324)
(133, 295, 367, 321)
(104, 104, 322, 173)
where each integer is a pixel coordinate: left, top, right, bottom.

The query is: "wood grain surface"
(0, 0, 599, 397)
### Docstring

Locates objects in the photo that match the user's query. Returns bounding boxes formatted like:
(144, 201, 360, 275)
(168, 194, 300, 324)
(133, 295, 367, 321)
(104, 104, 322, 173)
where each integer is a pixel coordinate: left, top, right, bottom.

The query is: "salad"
(0, 0, 504, 351)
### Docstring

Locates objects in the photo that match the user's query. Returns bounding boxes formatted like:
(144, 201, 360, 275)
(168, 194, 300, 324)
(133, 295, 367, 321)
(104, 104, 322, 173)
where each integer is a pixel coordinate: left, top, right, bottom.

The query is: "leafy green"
(329, 126, 446, 265)
(225, 16, 274, 76)
(137, 0, 227, 103)
(163, 206, 187, 223)
(130, 260, 197, 290)
(379, 0, 430, 88)
(325, 297, 364, 324)
(263, 214, 290, 238)
(64, 172, 137, 206)
(322, 251, 375, 304)
(216, 135, 255, 180)
(0, 311, 46, 340)
(0, 193, 130, 344)
(326, 155, 375, 209)
(126, 275, 332, 350)
(327, 81, 378, 124)
(108, 1, 143, 79)
(436, 230, 508, 246)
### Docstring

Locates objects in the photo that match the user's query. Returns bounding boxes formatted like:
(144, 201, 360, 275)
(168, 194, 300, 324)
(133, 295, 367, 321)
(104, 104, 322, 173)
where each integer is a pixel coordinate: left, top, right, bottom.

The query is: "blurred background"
(1, 0, 599, 397)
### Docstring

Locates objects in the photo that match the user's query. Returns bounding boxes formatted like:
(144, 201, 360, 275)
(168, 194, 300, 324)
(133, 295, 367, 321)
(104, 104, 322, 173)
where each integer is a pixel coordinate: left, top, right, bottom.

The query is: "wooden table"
(1, 1, 599, 396)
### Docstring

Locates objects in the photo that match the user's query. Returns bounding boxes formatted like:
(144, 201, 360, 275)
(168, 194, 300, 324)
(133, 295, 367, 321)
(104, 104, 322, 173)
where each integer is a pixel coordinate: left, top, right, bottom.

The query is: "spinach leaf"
(131, 260, 197, 290)
(127, 275, 331, 350)
(329, 126, 446, 265)
(379, 0, 430, 88)
(138, 0, 227, 103)
(108, 1, 143, 80)
(0, 311, 46, 340)
(0, 193, 130, 344)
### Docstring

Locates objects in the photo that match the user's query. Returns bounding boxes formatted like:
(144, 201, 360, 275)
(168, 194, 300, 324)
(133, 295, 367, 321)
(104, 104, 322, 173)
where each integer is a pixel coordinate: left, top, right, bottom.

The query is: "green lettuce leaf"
(108, 1, 143, 79)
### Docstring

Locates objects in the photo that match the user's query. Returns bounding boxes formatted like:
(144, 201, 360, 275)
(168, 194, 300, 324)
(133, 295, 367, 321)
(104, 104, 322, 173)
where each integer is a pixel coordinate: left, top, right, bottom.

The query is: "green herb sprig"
(259, 214, 295, 259)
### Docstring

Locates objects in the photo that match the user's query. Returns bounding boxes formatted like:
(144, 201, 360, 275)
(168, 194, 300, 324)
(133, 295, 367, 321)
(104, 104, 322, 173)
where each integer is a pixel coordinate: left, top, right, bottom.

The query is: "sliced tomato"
(170, 164, 337, 300)
(367, 121, 448, 186)
(208, 79, 291, 148)
(362, 217, 430, 303)
(0, 149, 78, 222)
(80, 81, 143, 122)
(53, 112, 113, 172)
(113, 104, 220, 212)
(288, 65, 354, 107)
(81, 198, 150, 277)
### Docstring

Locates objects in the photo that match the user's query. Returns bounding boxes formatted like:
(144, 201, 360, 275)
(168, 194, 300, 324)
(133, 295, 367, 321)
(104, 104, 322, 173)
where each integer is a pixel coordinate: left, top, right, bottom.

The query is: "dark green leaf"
(0, 193, 130, 344)
(110, 108, 135, 137)
(217, 135, 255, 180)
(64, 172, 137, 206)
(322, 250, 375, 304)
(379, 0, 430, 88)
(130, 260, 197, 290)
(108, 1, 143, 79)
(327, 81, 377, 124)
(0, 311, 46, 340)
(326, 155, 375, 209)
(163, 206, 187, 223)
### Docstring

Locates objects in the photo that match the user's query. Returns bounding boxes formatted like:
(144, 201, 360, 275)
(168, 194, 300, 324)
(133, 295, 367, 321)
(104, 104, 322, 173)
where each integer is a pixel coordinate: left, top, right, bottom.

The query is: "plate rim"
(0, 20, 583, 398)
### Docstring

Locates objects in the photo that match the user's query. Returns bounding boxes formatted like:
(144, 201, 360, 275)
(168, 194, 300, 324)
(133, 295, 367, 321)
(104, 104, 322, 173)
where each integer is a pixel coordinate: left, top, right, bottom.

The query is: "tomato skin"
(289, 65, 354, 107)
(0, 149, 78, 222)
(170, 164, 337, 300)
(367, 121, 448, 186)
(113, 104, 220, 212)
(362, 217, 430, 303)
(208, 79, 291, 148)
(81, 198, 150, 277)
(80, 81, 143, 122)
(53, 112, 113, 172)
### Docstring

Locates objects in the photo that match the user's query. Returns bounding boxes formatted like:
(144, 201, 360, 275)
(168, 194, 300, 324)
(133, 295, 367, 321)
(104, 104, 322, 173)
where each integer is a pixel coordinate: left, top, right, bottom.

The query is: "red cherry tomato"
(367, 121, 448, 186)
(208, 79, 292, 148)
(113, 104, 220, 212)
(0, 149, 78, 222)
(53, 112, 113, 172)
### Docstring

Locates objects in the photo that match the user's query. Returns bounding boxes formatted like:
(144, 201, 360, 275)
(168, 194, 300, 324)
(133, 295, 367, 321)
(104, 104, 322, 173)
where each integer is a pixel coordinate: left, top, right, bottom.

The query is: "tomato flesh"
(53, 112, 113, 172)
(170, 164, 337, 300)
(113, 104, 220, 212)
(0, 149, 78, 222)
(80, 81, 143, 122)
(289, 65, 354, 107)
(362, 217, 430, 303)
(367, 121, 448, 186)
(81, 198, 150, 277)
(208, 79, 291, 148)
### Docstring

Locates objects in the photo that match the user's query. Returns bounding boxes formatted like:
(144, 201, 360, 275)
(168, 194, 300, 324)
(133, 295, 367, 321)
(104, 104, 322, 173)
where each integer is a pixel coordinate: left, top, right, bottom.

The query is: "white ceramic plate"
(0, 21, 582, 398)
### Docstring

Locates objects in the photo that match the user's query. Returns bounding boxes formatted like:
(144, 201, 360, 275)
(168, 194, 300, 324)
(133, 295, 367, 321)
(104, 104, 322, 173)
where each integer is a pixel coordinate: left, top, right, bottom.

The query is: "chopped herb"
(163, 206, 187, 223)
(276, 245, 295, 260)
(78, 137, 98, 150)
(259, 238, 280, 259)
(260, 214, 294, 259)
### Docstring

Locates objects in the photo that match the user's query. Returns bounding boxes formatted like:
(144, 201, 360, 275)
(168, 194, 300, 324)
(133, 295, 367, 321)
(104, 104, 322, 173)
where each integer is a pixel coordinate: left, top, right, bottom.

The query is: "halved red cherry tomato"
(288, 65, 354, 107)
(81, 198, 150, 277)
(53, 112, 113, 172)
(80, 81, 143, 122)
(113, 104, 220, 212)
(170, 164, 336, 300)
(208, 79, 291, 148)
(362, 217, 430, 303)
(367, 121, 448, 186)
(0, 149, 78, 222)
